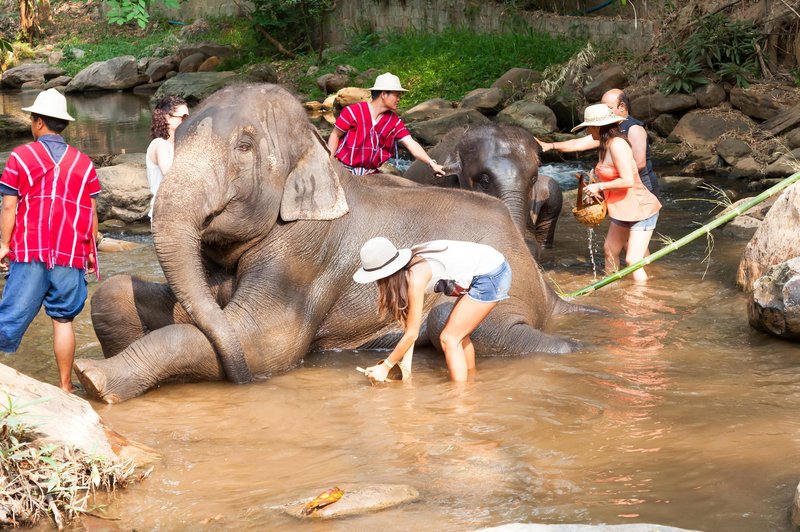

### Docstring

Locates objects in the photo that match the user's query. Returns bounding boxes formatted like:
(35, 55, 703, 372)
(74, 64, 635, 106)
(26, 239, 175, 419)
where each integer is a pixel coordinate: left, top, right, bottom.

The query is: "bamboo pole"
(566, 170, 800, 299)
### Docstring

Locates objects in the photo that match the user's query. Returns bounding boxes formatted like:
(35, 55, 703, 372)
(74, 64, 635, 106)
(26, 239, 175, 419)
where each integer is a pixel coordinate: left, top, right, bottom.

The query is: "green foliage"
(304, 28, 585, 107)
(250, 0, 334, 52)
(0, 37, 12, 55)
(792, 67, 800, 87)
(659, 14, 763, 94)
(105, 0, 181, 29)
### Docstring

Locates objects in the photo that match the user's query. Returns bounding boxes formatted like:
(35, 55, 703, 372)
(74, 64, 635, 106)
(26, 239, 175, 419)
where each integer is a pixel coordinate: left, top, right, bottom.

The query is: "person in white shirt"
(146, 96, 188, 220)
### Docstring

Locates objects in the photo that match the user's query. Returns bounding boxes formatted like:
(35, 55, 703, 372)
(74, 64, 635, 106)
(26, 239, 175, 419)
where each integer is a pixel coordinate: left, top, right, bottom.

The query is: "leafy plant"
(661, 58, 707, 95)
(105, 0, 181, 29)
(249, 0, 335, 54)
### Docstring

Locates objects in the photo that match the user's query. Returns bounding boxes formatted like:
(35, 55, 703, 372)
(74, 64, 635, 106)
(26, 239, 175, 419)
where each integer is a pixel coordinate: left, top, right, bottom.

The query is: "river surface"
(2, 93, 800, 531)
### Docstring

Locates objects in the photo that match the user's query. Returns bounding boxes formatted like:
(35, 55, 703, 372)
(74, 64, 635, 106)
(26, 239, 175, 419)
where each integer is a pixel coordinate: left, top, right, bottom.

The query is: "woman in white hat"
(572, 103, 661, 282)
(326, 72, 445, 177)
(353, 237, 511, 382)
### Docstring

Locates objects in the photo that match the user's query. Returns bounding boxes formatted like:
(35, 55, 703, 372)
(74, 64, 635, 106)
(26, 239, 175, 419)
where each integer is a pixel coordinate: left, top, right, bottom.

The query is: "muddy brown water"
(4, 164, 800, 528)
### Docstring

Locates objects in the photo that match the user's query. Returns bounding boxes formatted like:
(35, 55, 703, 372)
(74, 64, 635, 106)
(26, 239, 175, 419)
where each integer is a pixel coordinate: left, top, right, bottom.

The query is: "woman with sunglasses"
(146, 95, 188, 220)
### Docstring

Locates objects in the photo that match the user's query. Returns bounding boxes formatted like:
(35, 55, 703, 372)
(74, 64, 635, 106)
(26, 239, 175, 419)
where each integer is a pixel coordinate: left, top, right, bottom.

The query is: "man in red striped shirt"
(0, 89, 100, 393)
(327, 72, 445, 176)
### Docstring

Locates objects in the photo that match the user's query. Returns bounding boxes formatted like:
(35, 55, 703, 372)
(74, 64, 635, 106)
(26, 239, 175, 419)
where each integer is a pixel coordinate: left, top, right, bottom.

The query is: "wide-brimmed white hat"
(21, 88, 75, 121)
(353, 237, 412, 283)
(369, 72, 408, 93)
(571, 103, 623, 133)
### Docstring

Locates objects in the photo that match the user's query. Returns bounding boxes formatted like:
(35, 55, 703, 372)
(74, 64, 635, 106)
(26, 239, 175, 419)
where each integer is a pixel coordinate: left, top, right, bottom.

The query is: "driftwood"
(0, 362, 158, 467)
(759, 102, 800, 136)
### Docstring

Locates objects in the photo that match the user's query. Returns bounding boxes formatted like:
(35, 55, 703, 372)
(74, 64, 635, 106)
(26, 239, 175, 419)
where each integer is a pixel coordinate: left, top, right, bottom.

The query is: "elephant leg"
(74, 324, 224, 403)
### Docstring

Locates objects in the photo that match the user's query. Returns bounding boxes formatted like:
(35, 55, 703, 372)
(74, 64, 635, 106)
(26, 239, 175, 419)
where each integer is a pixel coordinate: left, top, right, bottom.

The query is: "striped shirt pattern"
(333, 101, 410, 172)
(0, 140, 100, 270)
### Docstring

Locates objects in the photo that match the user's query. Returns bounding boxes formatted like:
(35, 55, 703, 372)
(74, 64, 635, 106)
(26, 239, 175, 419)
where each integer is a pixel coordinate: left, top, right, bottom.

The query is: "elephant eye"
(478, 174, 491, 190)
(236, 140, 252, 153)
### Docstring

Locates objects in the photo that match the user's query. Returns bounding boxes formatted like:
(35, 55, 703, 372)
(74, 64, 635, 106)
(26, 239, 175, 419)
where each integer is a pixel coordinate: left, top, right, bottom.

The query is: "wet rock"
(716, 138, 752, 165)
(480, 525, 700, 531)
(335, 87, 371, 108)
(668, 109, 753, 146)
(0, 114, 31, 140)
(402, 98, 454, 123)
(747, 178, 784, 192)
(496, 99, 557, 136)
(281, 484, 419, 519)
(197, 56, 221, 72)
(659, 175, 707, 191)
(97, 236, 144, 252)
(730, 84, 797, 121)
(748, 257, 800, 339)
(650, 113, 678, 137)
(65, 56, 148, 92)
(0, 63, 65, 89)
(20, 80, 45, 91)
(145, 55, 179, 83)
(582, 63, 627, 102)
(179, 52, 207, 73)
(721, 213, 761, 239)
(43, 75, 72, 89)
(95, 163, 151, 223)
(133, 81, 164, 94)
(152, 72, 238, 105)
(737, 182, 800, 291)
(460, 87, 505, 115)
(406, 109, 489, 145)
(764, 148, 800, 178)
(241, 63, 278, 84)
(694, 82, 727, 108)
(728, 156, 762, 180)
(632, 93, 698, 123)
(491, 67, 542, 97)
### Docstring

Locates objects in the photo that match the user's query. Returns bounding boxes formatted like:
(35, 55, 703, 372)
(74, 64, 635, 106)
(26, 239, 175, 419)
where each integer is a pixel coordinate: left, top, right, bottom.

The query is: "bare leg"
(603, 223, 629, 275)
(52, 319, 75, 393)
(439, 297, 497, 381)
(462, 336, 476, 380)
(626, 229, 655, 282)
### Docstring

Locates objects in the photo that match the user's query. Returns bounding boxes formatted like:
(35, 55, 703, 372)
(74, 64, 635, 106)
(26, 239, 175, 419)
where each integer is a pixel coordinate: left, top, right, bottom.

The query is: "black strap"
(363, 251, 399, 272)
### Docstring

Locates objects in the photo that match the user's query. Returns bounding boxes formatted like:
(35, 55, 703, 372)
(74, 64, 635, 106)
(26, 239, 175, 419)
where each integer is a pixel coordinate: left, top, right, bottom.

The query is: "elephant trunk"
(499, 192, 529, 236)
(152, 160, 253, 384)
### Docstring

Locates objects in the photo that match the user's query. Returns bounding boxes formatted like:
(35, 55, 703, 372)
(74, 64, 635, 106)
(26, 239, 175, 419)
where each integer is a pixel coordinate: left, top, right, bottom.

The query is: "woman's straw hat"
(21, 88, 75, 122)
(353, 237, 412, 283)
(571, 103, 623, 133)
(369, 72, 408, 93)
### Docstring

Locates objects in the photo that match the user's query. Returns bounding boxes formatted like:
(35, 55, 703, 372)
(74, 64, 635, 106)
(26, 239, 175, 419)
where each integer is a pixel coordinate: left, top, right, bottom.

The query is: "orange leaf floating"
(301, 486, 345, 516)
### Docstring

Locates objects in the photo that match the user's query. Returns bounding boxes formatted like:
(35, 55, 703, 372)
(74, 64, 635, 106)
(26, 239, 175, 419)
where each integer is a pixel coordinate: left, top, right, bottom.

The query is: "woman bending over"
(574, 104, 661, 282)
(353, 237, 512, 382)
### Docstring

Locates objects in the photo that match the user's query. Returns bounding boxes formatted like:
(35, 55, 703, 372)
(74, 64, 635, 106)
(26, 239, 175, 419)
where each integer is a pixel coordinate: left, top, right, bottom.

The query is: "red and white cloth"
(0, 140, 100, 271)
(333, 101, 410, 173)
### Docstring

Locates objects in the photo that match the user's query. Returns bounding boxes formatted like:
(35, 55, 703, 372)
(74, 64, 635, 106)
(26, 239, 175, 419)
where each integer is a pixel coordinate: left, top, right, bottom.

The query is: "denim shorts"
(0, 261, 87, 352)
(611, 212, 659, 231)
(467, 260, 512, 304)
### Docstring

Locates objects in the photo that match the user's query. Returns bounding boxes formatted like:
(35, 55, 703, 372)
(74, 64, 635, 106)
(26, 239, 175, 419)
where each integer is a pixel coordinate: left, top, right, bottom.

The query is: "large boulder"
(582, 63, 627, 102)
(0, 114, 31, 141)
(764, 148, 800, 178)
(737, 182, 800, 291)
(152, 71, 238, 105)
(716, 137, 752, 165)
(545, 88, 583, 131)
(95, 163, 151, 222)
(405, 109, 489, 146)
(730, 84, 798, 121)
(335, 87, 371, 108)
(317, 73, 349, 94)
(460, 87, 505, 115)
(496, 99, 558, 136)
(402, 98, 454, 123)
(490, 68, 542, 98)
(748, 257, 800, 339)
(65, 56, 148, 92)
(43, 75, 72, 89)
(631, 93, 698, 123)
(668, 109, 754, 146)
(0, 63, 64, 89)
(145, 55, 179, 83)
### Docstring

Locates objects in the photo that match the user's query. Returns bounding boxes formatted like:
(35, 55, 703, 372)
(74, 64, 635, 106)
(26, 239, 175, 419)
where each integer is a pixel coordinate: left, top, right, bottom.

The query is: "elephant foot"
(74, 359, 123, 404)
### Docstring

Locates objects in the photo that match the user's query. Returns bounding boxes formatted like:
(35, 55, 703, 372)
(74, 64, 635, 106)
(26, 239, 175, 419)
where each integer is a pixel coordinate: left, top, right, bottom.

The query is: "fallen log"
(759, 102, 800, 136)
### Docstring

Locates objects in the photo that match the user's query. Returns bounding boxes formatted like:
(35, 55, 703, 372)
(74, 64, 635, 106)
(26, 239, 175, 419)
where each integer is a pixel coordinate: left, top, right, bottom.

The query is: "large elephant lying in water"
(76, 84, 582, 403)
(403, 123, 563, 256)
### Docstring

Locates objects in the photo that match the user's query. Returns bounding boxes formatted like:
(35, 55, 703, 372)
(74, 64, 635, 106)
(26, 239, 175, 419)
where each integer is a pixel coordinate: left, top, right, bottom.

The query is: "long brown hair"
(597, 123, 630, 161)
(150, 95, 187, 140)
(376, 243, 447, 326)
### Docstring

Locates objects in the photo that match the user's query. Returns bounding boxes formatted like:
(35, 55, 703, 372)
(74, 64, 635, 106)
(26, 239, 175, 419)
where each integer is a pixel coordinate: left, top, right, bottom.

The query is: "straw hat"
(369, 72, 408, 93)
(353, 237, 412, 283)
(21, 88, 75, 122)
(571, 103, 623, 133)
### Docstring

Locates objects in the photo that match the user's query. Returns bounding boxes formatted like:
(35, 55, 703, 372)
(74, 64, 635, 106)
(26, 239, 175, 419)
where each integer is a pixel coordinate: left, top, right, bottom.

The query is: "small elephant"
(76, 84, 584, 403)
(403, 124, 562, 255)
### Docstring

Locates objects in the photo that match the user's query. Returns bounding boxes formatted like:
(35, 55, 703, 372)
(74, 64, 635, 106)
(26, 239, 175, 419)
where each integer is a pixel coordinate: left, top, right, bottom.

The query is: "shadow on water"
(2, 127, 799, 530)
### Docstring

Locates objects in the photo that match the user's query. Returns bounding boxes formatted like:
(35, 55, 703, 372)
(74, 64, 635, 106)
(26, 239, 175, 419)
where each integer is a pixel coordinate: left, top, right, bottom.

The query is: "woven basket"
(572, 172, 607, 227)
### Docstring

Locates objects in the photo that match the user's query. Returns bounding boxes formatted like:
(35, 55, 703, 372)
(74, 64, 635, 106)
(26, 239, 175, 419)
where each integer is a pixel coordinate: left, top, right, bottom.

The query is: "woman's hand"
(364, 362, 390, 382)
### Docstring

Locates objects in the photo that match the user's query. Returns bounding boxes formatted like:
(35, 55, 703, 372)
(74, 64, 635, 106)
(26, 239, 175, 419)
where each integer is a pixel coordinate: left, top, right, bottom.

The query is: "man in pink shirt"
(0, 89, 100, 393)
(327, 72, 445, 176)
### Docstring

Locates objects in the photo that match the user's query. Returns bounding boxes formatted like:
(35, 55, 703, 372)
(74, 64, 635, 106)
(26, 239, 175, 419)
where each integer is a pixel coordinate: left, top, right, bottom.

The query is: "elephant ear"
(281, 129, 349, 222)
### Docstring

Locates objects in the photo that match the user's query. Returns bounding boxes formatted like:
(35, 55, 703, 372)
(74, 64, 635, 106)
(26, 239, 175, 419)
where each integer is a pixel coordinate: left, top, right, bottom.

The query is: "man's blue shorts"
(0, 261, 87, 352)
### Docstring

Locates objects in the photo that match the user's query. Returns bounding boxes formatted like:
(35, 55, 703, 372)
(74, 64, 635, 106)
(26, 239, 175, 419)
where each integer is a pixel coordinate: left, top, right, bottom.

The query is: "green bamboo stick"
(566, 170, 800, 299)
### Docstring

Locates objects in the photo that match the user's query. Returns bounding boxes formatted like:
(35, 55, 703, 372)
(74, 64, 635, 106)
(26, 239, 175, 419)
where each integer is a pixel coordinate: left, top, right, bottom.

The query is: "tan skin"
(327, 91, 446, 176)
(579, 125, 655, 282)
(147, 103, 189, 175)
(363, 259, 498, 383)
(0, 116, 99, 392)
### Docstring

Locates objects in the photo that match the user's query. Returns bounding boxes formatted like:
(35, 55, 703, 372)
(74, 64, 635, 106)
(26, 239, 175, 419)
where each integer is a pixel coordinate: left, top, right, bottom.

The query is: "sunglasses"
(169, 113, 189, 121)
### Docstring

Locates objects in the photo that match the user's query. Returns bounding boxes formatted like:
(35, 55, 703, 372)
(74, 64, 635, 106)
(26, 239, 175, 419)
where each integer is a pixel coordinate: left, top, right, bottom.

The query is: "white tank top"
(415, 240, 505, 293)
(145, 138, 173, 219)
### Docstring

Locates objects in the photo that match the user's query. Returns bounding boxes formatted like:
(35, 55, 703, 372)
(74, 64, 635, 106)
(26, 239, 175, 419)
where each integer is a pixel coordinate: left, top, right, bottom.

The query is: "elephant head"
(151, 83, 349, 383)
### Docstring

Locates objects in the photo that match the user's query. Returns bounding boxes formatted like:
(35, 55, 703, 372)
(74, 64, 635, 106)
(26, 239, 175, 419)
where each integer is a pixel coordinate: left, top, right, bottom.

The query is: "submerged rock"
(281, 484, 419, 519)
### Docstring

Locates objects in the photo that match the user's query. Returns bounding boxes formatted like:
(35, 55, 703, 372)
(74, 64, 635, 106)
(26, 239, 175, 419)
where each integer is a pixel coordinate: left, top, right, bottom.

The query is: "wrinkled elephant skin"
(77, 84, 580, 403)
